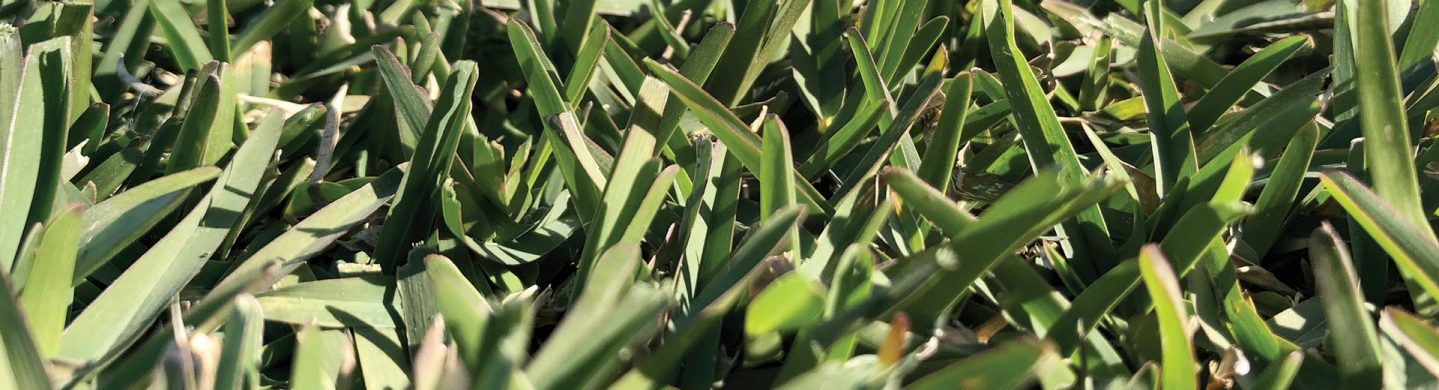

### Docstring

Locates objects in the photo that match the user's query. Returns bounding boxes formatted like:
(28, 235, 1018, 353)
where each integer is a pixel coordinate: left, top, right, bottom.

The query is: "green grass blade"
(373, 62, 478, 270)
(1244, 123, 1318, 257)
(232, 0, 314, 55)
(1310, 223, 1384, 389)
(509, 20, 609, 210)
(289, 326, 348, 389)
(760, 115, 797, 222)
(1380, 307, 1439, 377)
(423, 254, 488, 370)
(16, 205, 81, 357)
(205, 0, 231, 61)
(1137, 1, 1194, 196)
(213, 294, 263, 390)
(746, 273, 825, 336)
(59, 110, 283, 364)
(1250, 351, 1304, 390)
(983, 0, 1113, 278)
(894, 169, 1124, 326)
(148, 0, 214, 71)
(1322, 170, 1439, 302)
(654, 23, 733, 162)
(256, 275, 396, 327)
(1355, 0, 1426, 228)
(1138, 244, 1197, 390)
(166, 73, 222, 174)
(563, 22, 610, 105)
(643, 59, 830, 214)
(907, 339, 1054, 390)
(833, 72, 941, 201)
(0, 271, 50, 390)
(915, 72, 973, 192)
(208, 167, 402, 297)
(0, 36, 70, 273)
(1186, 36, 1310, 134)
(1079, 37, 1112, 112)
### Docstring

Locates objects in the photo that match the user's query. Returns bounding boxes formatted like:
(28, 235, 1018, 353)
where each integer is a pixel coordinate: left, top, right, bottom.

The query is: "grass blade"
(1310, 223, 1384, 388)
(1354, 0, 1426, 227)
(60, 111, 283, 364)
(16, 205, 81, 357)
(1138, 244, 1197, 390)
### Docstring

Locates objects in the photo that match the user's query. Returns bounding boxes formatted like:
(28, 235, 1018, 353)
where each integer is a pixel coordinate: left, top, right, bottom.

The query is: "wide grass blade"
(0, 271, 50, 390)
(16, 205, 81, 357)
(1354, 0, 1426, 227)
(1138, 244, 1197, 390)
(148, 0, 214, 71)
(1310, 223, 1385, 388)
(1321, 171, 1439, 303)
(907, 339, 1054, 390)
(60, 111, 283, 364)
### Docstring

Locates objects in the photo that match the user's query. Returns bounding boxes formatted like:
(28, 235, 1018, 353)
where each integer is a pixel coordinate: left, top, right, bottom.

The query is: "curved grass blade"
(1321, 171, 1439, 303)
(148, 0, 213, 71)
(1049, 200, 1251, 355)
(745, 273, 825, 336)
(1251, 351, 1305, 390)
(894, 169, 1125, 326)
(1187, 36, 1310, 134)
(1244, 123, 1317, 257)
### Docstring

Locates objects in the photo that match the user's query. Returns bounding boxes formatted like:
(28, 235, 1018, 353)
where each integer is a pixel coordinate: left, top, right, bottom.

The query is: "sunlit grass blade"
(1380, 307, 1439, 377)
(1186, 36, 1310, 134)
(0, 271, 50, 390)
(256, 276, 396, 327)
(1136, 0, 1195, 196)
(232, 0, 315, 55)
(982, 0, 1113, 278)
(1251, 351, 1305, 390)
(893, 169, 1124, 326)
(59, 110, 283, 365)
(374, 62, 478, 270)
(1354, 0, 1426, 227)
(1138, 244, 1197, 390)
(15, 205, 81, 357)
(0, 37, 70, 274)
